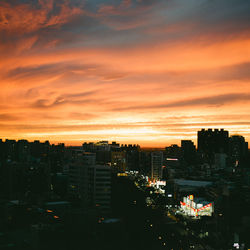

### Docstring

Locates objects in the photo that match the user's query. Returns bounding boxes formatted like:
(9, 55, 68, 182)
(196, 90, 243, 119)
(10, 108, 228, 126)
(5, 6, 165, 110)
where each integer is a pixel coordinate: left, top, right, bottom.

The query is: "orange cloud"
(0, 0, 250, 146)
(0, 0, 83, 34)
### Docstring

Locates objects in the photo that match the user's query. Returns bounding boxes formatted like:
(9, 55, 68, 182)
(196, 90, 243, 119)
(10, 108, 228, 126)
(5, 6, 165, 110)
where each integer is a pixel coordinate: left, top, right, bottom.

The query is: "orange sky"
(0, 0, 250, 147)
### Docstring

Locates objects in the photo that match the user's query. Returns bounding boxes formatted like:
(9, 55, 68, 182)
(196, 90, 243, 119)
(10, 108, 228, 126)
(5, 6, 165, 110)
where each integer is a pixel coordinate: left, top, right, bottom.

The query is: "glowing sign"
(197, 203, 212, 211)
(156, 181, 166, 186)
(181, 200, 213, 215)
(117, 173, 127, 176)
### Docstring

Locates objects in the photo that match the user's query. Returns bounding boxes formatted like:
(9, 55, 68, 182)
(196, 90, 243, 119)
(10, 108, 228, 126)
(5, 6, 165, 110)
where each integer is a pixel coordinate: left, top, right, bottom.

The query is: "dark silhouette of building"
(121, 144, 140, 171)
(197, 129, 229, 163)
(151, 151, 163, 180)
(181, 140, 196, 165)
(229, 135, 248, 167)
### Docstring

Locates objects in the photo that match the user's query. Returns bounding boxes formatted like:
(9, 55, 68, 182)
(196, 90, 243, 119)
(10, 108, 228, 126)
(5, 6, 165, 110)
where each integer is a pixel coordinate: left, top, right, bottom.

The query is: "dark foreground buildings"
(0, 130, 249, 249)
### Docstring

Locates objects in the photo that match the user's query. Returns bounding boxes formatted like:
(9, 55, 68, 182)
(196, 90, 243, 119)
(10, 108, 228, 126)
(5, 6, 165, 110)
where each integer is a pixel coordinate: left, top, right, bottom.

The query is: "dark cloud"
(217, 62, 250, 81)
(5, 63, 91, 80)
(0, 113, 20, 121)
(113, 93, 250, 111)
(2, 0, 250, 52)
(0, 0, 83, 34)
(31, 90, 98, 109)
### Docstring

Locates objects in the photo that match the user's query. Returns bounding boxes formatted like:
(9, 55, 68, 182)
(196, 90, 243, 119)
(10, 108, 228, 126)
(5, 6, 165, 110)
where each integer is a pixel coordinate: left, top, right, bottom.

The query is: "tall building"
(4, 139, 16, 160)
(16, 140, 30, 162)
(181, 140, 196, 165)
(151, 151, 163, 180)
(82, 141, 111, 164)
(90, 165, 111, 214)
(69, 152, 111, 214)
(111, 151, 126, 172)
(214, 153, 227, 169)
(68, 152, 95, 200)
(229, 135, 248, 167)
(165, 144, 182, 159)
(139, 151, 151, 176)
(197, 129, 229, 162)
(121, 144, 140, 171)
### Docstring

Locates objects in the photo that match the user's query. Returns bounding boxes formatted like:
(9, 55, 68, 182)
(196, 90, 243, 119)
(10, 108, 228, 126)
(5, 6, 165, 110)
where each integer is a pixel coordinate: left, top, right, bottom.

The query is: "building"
(197, 129, 229, 162)
(181, 140, 196, 165)
(90, 165, 111, 214)
(68, 152, 111, 214)
(121, 144, 140, 171)
(151, 151, 163, 180)
(82, 141, 112, 164)
(214, 153, 227, 169)
(68, 152, 95, 200)
(111, 151, 126, 172)
(180, 195, 214, 217)
(173, 179, 213, 201)
(165, 144, 182, 159)
(229, 135, 248, 167)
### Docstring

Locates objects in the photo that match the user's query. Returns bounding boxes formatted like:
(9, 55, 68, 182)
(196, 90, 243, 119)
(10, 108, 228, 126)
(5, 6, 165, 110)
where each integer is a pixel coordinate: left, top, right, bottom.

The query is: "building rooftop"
(174, 179, 213, 187)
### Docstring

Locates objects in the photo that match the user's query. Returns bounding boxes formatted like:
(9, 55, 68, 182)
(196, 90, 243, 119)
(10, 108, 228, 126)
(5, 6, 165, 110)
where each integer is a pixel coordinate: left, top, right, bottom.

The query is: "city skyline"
(1, 128, 249, 149)
(1, 0, 250, 147)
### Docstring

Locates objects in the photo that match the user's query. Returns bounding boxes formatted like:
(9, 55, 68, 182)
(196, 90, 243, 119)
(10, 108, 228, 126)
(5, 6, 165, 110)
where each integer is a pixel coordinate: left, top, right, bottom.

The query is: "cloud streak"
(112, 93, 250, 111)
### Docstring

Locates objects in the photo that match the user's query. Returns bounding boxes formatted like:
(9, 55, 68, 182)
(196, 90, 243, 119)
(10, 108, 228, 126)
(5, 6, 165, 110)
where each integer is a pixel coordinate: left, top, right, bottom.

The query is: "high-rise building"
(68, 152, 111, 214)
(229, 135, 248, 167)
(214, 153, 227, 169)
(111, 151, 126, 172)
(82, 141, 111, 164)
(181, 140, 196, 165)
(5, 139, 16, 160)
(139, 151, 151, 176)
(151, 151, 163, 180)
(90, 165, 111, 214)
(121, 144, 140, 171)
(68, 152, 95, 200)
(197, 129, 229, 161)
(16, 140, 30, 162)
(165, 144, 182, 159)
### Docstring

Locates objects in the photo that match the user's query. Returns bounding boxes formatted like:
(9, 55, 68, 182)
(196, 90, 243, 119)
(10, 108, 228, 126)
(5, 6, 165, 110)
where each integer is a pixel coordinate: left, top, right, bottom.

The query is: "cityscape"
(1, 0, 250, 249)
(0, 129, 249, 249)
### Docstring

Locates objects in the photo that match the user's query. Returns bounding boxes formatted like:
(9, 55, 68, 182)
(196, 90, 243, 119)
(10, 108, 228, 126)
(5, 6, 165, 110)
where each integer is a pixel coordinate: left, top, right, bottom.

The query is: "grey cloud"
(6, 63, 95, 80)
(5, 62, 128, 84)
(113, 93, 250, 111)
(31, 90, 98, 109)
(149, 93, 250, 108)
(3, 0, 250, 53)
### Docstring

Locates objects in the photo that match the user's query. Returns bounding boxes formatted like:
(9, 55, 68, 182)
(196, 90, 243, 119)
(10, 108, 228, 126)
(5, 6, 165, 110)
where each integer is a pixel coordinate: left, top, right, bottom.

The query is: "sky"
(0, 0, 250, 147)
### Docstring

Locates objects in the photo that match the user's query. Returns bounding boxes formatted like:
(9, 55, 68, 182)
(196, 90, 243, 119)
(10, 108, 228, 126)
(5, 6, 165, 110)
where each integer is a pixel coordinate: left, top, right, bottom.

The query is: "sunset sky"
(0, 0, 250, 147)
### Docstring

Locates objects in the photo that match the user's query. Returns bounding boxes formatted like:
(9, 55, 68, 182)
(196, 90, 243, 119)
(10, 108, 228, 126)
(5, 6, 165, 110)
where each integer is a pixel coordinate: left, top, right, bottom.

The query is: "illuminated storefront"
(180, 195, 214, 217)
(148, 179, 166, 193)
